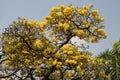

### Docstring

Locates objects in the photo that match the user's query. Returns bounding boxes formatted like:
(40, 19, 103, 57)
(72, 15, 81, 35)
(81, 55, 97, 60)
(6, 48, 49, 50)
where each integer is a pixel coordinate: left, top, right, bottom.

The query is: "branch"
(43, 66, 55, 80)
(43, 33, 74, 80)
(23, 68, 34, 80)
(0, 70, 18, 78)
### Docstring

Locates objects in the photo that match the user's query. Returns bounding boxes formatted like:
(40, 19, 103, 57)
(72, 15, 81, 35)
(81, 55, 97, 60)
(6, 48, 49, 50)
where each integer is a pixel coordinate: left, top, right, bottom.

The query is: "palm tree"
(96, 40, 120, 80)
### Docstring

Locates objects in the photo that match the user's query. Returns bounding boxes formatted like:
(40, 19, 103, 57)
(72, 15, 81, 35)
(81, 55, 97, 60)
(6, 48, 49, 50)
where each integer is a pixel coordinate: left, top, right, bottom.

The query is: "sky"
(0, 0, 120, 55)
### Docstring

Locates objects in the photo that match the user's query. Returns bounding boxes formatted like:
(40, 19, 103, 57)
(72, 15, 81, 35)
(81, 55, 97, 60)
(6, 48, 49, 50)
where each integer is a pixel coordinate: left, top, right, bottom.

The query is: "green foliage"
(96, 40, 120, 80)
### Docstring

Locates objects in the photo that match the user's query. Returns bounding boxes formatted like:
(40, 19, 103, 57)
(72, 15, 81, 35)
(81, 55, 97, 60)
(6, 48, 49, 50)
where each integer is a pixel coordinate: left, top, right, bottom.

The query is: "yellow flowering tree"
(0, 4, 109, 80)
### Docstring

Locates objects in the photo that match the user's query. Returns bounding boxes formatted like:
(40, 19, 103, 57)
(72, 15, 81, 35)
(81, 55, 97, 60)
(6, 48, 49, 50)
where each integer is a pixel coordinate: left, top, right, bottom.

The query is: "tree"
(0, 4, 109, 80)
(96, 40, 120, 80)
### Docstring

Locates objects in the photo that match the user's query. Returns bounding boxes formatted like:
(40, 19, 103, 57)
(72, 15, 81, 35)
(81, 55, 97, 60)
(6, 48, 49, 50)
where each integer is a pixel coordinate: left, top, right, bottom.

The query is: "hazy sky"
(0, 0, 120, 55)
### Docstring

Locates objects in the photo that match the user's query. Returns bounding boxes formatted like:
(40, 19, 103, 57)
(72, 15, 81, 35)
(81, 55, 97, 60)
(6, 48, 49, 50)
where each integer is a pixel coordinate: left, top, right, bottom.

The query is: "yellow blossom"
(53, 60, 57, 66)
(11, 54, 16, 59)
(55, 52, 61, 58)
(91, 10, 99, 16)
(33, 39, 43, 49)
(38, 20, 48, 31)
(56, 62, 62, 68)
(68, 51, 73, 55)
(99, 59, 103, 63)
(80, 70, 85, 75)
(22, 50, 29, 54)
(98, 17, 105, 22)
(89, 3, 93, 8)
(45, 16, 52, 20)
(73, 30, 84, 36)
(52, 37, 57, 42)
(68, 60, 77, 65)
(91, 37, 98, 43)
(78, 8, 88, 15)
(105, 61, 109, 65)
(48, 30, 54, 36)
(83, 6, 88, 10)
(60, 4, 66, 10)
(61, 44, 69, 51)
(25, 59, 30, 66)
(50, 7, 59, 12)
(63, 23, 70, 30)
(76, 65, 81, 71)
(97, 29, 106, 37)
(63, 7, 73, 16)
(56, 12, 63, 17)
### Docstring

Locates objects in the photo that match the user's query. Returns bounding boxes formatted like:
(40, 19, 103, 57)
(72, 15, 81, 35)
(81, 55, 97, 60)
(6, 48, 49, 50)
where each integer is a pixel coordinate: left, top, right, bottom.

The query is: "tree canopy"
(0, 4, 109, 80)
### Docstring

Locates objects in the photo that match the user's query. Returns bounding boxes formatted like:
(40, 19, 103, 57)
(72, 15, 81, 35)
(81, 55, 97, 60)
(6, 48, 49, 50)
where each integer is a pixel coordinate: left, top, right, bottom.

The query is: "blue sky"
(0, 0, 120, 55)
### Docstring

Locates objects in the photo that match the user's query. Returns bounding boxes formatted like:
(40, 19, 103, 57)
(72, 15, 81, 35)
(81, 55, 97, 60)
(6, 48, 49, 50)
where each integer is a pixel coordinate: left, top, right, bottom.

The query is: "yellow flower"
(80, 70, 85, 75)
(91, 37, 98, 43)
(81, 9, 87, 15)
(65, 60, 69, 64)
(56, 12, 63, 17)
(63, 23, 70, 30)
(89, 3, 93, 8)
(93, 26, 98, 31)
(100, 71, 105, 75)
(60, 4, 66, 10)
(53, 60, 57, 66)
(50, 7, 59, 12)
(105, 75, 109, 79)
(83, 6, 88, 10)
(63, 7, 73, 16)
(105, 61, 109, 65)
(45, 16, 52, 20)
(97, 29, 106, 36)
(91, 10, 99, 16)
(69, 60, 77, 65)
(73, 56, 79, 60)
(11, 54, 16, 59)
(55, 52, 61, 58)
(34, 60, 41, 65)
(82, 20, 87, 25)
(56, 62, 62, 68)
(27, 20, 39, 27)
(73, 30, 84, 36)
(52, 37, 57, 42)
(48, 30, 54, 36)
(99, 59, 103, 63)
(68, 51, 73, 55)
(76, 65, 81, 71)
(98, 17, 105, 22)
(61, 44, 69, 51)
(38, 20, 48, 31)
(25, 59, 30, 66)
(22, 50, 29, 54)
(33, 39, 43, 49)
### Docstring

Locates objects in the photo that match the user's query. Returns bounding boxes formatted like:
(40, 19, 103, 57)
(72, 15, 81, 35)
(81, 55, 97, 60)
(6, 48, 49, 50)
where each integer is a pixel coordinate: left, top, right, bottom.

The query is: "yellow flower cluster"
(78, 6, 88, 16)
(63, 5, 75, 17)
(58, 22, 70, 30)
(65, 59, 77, 65)
(61, 44, 69, 51)
(33, 39, 44, 49)
(55, 52, 61, 58)
(97, 29, 107, 38)
(42, 4, 107, 44)
(91, 10, 99, 16)
(52, 59, 62, 68)
(73, 30, 84, 37)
